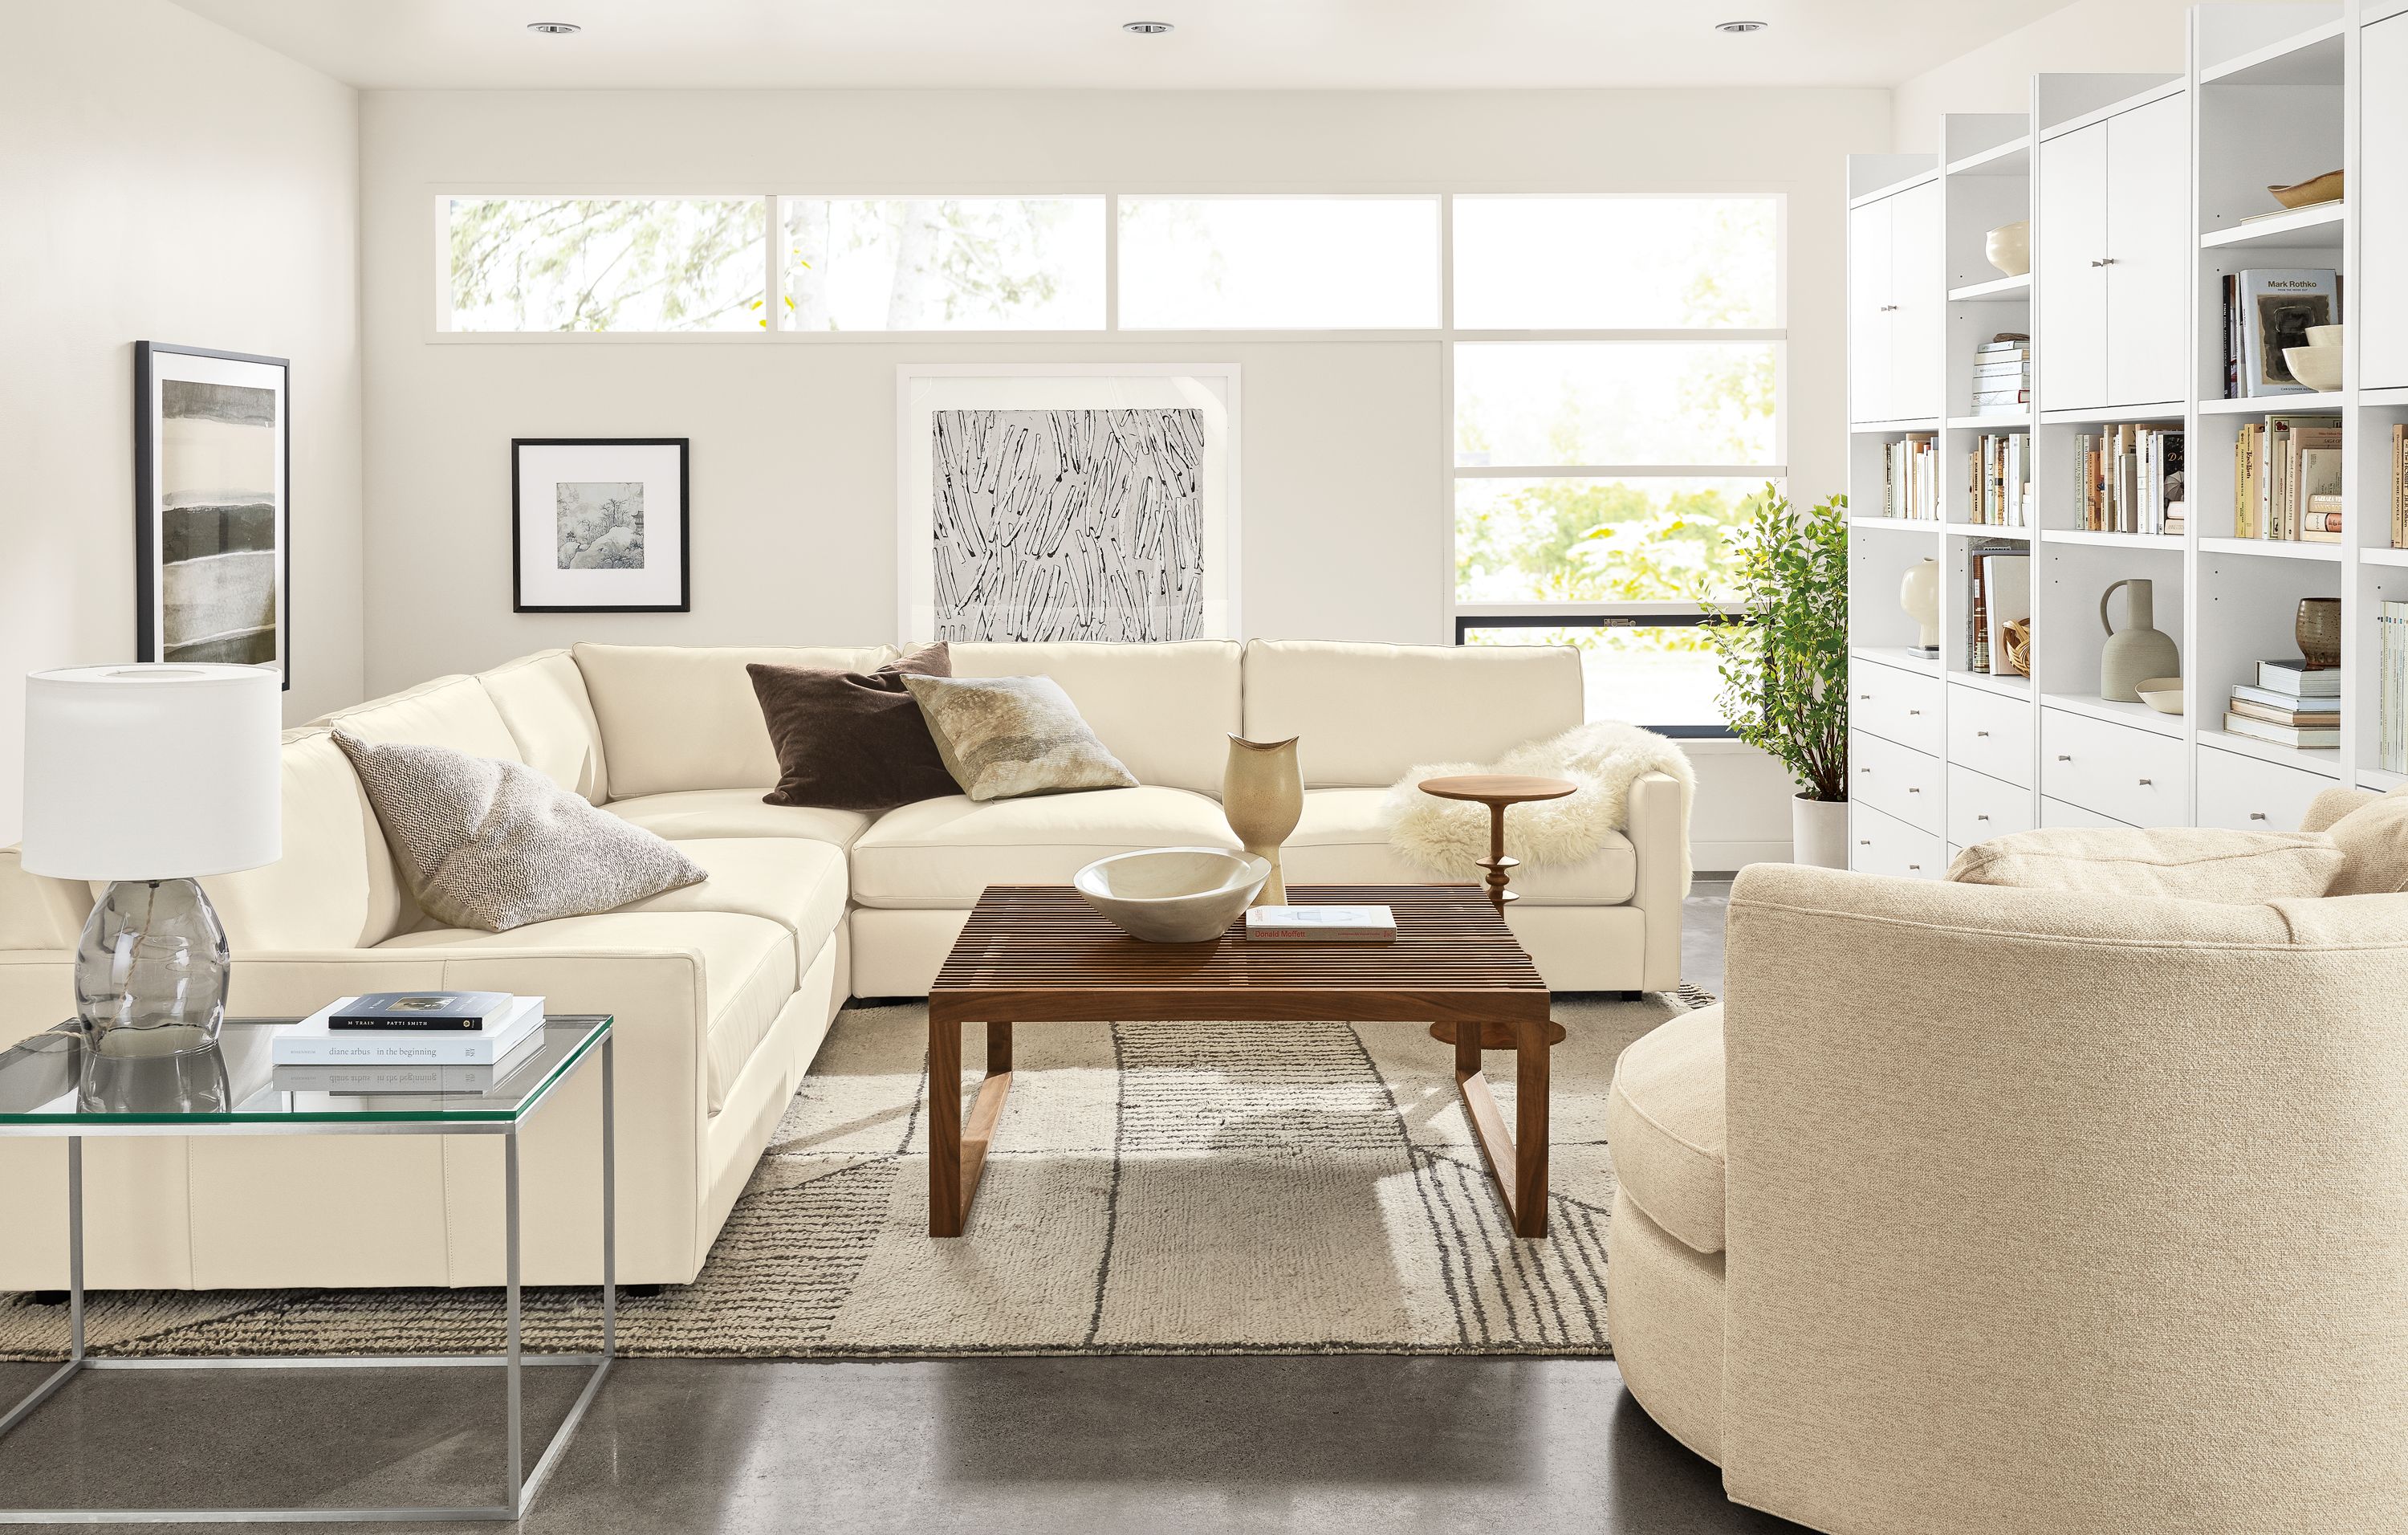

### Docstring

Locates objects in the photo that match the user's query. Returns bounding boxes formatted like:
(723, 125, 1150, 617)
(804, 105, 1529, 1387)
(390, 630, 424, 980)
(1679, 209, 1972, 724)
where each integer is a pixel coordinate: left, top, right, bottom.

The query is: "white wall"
(358, 86, 1887, 864)
(1889, 0, 2196, 149)
(0, 0, 362, 845)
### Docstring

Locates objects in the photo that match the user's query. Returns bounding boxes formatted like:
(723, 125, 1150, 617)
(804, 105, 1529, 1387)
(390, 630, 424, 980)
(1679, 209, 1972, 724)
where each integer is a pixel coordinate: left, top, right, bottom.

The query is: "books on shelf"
(2233, 415, 2342, 541)
(1244, 905, 1397, 943)
(2222, 714, 2341, 748)
(1971, 336, 2031, 415)
(1965, 543, 2029, 676)
(2074, 425, 2183, 535)
(271, 994, 546, 1065)
(1965, 431, 2031, 527)
(1882, 433, 1941, 521)
(2394, 425, 2408, 550)
(2224, 268, 2339, 398)
(2260, 658, 2342, 697)
(2382, 602, 2408, 774)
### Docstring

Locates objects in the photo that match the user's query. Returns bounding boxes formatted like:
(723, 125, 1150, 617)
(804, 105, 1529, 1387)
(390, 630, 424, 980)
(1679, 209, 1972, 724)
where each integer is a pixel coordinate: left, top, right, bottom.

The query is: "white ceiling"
(169, 0, 2072, 92)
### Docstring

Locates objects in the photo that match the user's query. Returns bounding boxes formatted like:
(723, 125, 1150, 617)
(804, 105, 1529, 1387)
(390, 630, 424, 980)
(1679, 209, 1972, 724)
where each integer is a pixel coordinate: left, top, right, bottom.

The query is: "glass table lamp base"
(73, 877, 230, 1054)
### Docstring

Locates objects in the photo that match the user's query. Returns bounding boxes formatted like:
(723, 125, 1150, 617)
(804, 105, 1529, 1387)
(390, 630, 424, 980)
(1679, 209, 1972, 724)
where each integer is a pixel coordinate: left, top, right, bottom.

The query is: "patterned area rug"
(0, 987, 1711, 1361)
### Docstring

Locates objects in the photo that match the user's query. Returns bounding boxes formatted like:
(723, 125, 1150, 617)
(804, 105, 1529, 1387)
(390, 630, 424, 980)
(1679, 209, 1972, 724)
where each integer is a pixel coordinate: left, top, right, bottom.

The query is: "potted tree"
(1698, 487, 1851, 868)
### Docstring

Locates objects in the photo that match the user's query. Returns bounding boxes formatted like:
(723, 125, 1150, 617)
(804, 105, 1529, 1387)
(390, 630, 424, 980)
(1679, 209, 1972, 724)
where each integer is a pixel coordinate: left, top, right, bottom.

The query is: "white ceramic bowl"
(2304, 324, 2345, 350)
(1072, 847, 1271, 943)
(2136, 677, 2184, 716)
(1984, 220, 2032, 279)
(2286, 344, 2343, 393)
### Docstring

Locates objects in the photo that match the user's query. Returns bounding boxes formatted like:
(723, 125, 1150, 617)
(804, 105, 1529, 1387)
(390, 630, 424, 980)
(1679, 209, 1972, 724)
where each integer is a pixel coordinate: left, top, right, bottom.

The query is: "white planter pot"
(1792, 796, 1850, 869)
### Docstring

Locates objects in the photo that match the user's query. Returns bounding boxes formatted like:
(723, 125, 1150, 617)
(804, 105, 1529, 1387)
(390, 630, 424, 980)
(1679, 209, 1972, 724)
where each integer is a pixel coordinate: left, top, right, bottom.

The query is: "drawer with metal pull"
(1851, 659, 1943, 756)
(1947, 763, 2036, 849)
(2042, 796, 2136, 830)
(1851, 800, 1944, 880)
(1947, 682, 2034, 787)
(2040, 706, 2187, 827)
(2195, 744, 2335, 833)
(1853, 730, 1942, 836)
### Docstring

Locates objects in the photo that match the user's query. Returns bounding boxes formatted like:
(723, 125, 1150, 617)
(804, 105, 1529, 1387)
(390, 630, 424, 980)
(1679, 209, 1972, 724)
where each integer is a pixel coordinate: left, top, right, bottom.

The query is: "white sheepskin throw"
(1380, 721, 1696, 882)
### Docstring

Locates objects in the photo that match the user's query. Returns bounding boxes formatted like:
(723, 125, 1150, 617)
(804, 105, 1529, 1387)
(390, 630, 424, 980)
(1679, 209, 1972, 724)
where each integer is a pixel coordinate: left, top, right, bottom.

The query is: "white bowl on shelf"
(1072, 847, 1271, 943)
(2285, 344, 2343, 393)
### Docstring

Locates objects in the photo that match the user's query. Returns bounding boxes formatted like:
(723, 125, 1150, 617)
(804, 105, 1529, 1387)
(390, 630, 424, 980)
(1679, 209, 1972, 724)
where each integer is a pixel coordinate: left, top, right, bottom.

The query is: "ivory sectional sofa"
(0, 638, 1689, 1291)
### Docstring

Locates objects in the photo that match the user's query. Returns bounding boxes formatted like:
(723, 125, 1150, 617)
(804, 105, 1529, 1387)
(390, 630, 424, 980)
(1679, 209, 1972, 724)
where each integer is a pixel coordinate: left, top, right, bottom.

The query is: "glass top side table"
(0, 1014, 616, 1525)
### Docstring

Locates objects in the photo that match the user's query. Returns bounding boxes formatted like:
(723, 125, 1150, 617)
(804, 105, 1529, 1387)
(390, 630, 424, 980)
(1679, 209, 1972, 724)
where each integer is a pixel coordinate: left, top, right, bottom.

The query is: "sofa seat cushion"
(612, 837, 848, 984)
(606, 790, 871, 849)
(849, 787, 1238, 909)
(1281, 788, 1636, 905)
(1607, 1003, 1727, 1255)
(378, 911, 794, 1116)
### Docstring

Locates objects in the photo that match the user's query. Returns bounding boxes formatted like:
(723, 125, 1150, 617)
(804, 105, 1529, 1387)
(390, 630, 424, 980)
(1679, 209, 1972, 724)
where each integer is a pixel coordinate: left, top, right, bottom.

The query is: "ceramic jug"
(2099, 578, 2179, 703)
(1222, 735, 1302, 906)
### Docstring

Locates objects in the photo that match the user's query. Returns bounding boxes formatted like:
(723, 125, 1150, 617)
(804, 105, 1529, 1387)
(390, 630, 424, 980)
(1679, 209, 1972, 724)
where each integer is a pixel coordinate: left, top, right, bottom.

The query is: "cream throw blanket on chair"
(1381, 721, 1696, 883)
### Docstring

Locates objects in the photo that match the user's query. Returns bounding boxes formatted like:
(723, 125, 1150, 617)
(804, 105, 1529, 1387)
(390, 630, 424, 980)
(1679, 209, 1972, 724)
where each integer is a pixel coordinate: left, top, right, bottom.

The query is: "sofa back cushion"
(319, 674, 526, 760)
(573, 643, 894, 799)
(947, 641, 1242, 796)
(199, 728, 405, 951)
(1243, 640, 1584, 788)
(478, 649, 609, 803)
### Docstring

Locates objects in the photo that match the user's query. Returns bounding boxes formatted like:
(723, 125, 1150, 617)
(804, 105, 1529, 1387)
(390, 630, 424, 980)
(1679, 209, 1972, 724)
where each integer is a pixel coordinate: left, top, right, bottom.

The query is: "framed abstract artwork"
(510, 438, 690, 613)
(135, 343, 291, 687)
(896, 364, 1240, 642)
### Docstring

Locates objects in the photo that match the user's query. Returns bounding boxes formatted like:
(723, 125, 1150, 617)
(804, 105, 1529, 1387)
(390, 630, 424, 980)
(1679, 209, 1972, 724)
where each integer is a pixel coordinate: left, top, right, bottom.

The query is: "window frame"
(1442, 193, 1789, 739)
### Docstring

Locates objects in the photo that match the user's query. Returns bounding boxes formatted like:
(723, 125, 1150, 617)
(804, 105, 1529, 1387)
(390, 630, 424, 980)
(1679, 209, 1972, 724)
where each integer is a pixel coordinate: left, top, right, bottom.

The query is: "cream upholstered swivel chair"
(1605, 846, 2408, 1533)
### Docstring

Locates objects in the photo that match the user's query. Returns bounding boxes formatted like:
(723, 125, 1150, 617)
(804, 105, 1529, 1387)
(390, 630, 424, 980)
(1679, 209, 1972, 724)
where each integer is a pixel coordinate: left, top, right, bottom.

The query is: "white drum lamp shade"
(21, 664, 282, 881)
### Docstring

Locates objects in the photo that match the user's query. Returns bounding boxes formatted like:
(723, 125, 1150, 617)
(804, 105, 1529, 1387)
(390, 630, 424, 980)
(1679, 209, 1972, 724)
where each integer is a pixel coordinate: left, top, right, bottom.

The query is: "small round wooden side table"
(1417, 773, 1577, 1050)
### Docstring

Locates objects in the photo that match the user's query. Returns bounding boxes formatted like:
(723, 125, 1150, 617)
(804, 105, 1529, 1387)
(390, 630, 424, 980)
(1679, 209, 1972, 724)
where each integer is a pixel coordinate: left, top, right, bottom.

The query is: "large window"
(435, 189, 1784, 727)
(445, 197, 767, 332)
(1449, 196, 1784, 733)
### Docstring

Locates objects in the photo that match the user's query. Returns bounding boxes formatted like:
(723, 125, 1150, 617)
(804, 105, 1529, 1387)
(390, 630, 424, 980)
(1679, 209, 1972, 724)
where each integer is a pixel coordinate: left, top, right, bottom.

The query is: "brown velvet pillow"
(749, 644, 958, 812)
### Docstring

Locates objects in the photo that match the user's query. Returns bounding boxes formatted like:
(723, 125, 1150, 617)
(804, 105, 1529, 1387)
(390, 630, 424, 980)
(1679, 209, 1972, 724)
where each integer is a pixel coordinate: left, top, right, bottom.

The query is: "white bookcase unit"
(1845, 1, 2408, 880)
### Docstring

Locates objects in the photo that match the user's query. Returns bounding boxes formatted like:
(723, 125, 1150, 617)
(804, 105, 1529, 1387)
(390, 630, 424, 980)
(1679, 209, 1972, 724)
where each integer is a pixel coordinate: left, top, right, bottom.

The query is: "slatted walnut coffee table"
(926, 882, 1557, 1239)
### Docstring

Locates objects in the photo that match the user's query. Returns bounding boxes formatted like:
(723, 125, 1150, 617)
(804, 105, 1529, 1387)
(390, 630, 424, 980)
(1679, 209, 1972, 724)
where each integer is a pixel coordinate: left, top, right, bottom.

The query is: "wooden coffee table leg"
(1515, 1012, 1550, 1238)
(930, 1016, 1014, 1238)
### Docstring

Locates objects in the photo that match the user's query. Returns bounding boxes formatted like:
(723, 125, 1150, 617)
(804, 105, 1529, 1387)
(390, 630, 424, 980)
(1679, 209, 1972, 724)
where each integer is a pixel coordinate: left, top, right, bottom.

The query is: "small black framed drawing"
(135, 342, 291, 688)
(510, 438, 690, 613)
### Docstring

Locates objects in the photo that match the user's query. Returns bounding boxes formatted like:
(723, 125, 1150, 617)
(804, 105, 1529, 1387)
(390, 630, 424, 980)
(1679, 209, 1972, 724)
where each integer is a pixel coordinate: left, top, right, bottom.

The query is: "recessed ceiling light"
(1122, 20, 1173, 35)
(1714, 19, 1768, 32)
(527, 21, 581, 35)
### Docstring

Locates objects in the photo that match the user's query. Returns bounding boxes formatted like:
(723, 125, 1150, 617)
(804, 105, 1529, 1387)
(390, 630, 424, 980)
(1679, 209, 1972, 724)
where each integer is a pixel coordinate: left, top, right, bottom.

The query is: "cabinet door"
(2104, 93, 2191, 409)
(1887, 181, 1943, 421)
(2038, 123, 2109, 411)
(2363, 16, 2408, 389)
(1849, 197, 1894, 423)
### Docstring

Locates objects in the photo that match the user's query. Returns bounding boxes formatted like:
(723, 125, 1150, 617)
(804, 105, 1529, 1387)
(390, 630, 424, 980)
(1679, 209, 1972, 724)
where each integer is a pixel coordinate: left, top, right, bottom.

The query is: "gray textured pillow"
(1945, 826, 2343, 902)
(900, 674, 1138, 801)
(333, 731, 705, 932)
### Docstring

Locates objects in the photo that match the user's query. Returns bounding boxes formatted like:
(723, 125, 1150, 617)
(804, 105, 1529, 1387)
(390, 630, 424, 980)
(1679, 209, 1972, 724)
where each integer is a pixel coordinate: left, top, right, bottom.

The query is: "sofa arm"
(1625, 770, 1691, 992)
(1715, 863, 2408, 1533)
(0, 944, 719, 1289)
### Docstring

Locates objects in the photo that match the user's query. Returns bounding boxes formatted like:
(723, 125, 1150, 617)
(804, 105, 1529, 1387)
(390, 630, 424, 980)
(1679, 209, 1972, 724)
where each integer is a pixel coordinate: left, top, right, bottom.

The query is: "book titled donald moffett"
(1243, 905, 1397, 943)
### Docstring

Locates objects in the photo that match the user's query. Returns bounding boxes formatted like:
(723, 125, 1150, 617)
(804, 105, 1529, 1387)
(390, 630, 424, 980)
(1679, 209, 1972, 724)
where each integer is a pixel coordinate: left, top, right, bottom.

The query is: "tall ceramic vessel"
(2099, 578, 2179, 702)
(1222, 735, 1302, 906)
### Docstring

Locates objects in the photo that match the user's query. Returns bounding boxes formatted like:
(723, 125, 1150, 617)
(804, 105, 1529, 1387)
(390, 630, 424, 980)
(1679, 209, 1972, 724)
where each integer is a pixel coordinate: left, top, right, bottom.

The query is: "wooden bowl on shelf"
(2268, 169, 2344, 210)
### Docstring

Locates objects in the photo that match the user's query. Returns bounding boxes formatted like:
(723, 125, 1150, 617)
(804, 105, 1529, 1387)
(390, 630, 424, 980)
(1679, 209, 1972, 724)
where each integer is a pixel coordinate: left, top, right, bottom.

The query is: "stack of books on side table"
(2225, 661, 2340, 750)
(272, 991, 547, 1094)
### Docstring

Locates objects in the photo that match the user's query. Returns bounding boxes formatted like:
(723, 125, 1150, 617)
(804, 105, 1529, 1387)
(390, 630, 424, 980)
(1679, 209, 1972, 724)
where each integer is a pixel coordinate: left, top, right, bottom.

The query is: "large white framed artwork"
(897, 364, 1240, 642)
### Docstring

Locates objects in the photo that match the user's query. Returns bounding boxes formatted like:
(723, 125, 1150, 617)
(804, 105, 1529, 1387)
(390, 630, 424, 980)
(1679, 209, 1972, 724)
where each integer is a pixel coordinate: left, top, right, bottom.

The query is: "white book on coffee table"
(270, 995, 545, 1065)
(1243, 905, 1397, 943)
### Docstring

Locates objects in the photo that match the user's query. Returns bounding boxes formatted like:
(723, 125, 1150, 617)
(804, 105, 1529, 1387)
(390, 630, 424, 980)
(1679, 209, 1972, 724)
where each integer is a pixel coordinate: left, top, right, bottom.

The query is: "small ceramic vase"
(2099, 578, 2180, 703)
(1222, 735, 1302, 906)
(2296, 597, 2343, 669)
(1900, 559, 1941, 653)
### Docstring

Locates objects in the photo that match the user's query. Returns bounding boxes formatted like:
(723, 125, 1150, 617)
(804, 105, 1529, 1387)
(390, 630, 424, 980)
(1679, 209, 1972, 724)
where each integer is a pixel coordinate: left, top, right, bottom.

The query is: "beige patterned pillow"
(1946, 826, 2343, 902)
(901, 674, 1138, 801)
(2322, 785, 2408, 895)
(334, 731, 705, 931)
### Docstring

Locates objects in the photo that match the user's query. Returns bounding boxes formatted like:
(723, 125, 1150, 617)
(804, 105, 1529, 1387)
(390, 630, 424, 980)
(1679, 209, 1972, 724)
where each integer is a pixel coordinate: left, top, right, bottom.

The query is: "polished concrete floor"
(0, 884, 1791, 1533)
